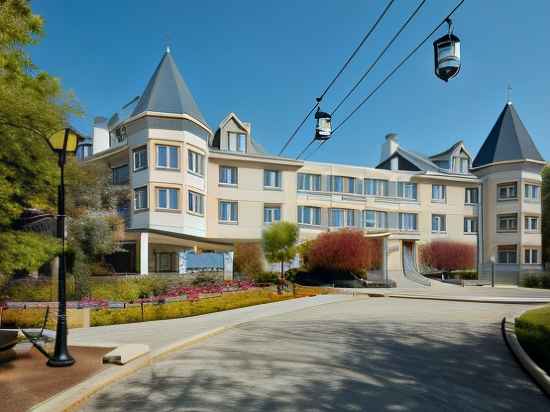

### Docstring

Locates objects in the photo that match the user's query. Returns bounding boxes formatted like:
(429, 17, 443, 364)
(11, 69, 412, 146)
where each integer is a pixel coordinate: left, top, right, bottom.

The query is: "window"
(157, 187, 179, 210)
(398, 182, 417, 200)
(298, 206, 321, 226)
(362, 210, 387, 229)
(452, 156, 469, 174)
(264, 205, 281, 224)
(365, 179, 388, 196)
(399, 213, 417, 231)
(498, 182, 517, 200)
(465, 188, 479, 204)
(525, 249, 539, 265)
(464, 217, 478, 233)
(431, 185, 446, 202)
(219, 200, 238, 223)
(297, 173, 321, 191)
(157, 253, 173, 272)
(133, 146, 147, 171)
(134, 187, 147, 210)
(432, 214, 446, 232)
(156, 145, 179, 169)
(264, 170, 282, 189)
(525, 184, 540, 201)
(112, 164, 129, 185)
(498, 245, 517, 264)
(219, 166, 238, 185)
(497, 213, 518, 232)
(188, 150, 204, 176)
(346, 210, 356, 227)
(390, 157, 398, 171)
(188, 191, 204, 215)
(228, 132, 246, 153)
(525, 216, 539, 232)
(329, 208, 344, 227)
(330, 176, 344, 193)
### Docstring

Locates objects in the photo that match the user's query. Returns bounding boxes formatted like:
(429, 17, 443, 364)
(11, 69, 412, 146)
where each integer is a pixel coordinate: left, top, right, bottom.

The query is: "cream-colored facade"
(84, 51, 545, 285)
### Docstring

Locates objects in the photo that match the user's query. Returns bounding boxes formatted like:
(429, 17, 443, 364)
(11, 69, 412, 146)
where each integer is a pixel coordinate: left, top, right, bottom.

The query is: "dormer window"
(228, 132, 246, 153)
(451, 156, 469, 173)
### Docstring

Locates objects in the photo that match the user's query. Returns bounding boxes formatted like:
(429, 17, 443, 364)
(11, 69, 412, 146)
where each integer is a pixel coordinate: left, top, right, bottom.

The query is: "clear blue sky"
(30, 1, 549, 166)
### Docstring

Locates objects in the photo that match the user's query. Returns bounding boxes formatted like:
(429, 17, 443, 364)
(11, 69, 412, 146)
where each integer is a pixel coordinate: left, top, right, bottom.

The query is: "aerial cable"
(278, 0, 396, 156)
(303, 0, 466, 160)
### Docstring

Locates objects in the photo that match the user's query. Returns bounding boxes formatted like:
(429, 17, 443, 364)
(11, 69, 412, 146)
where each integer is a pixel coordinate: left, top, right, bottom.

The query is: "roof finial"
(164, 33, 171, 53)
(506, 83, 512, 105)
(166, 45, 170, 53)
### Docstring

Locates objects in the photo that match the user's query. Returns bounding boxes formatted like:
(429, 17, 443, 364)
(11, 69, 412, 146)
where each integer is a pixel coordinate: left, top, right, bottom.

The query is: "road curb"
(30, 295, 355, 412)
(501, 313, 550, 398)
(387, 294, 550, 304)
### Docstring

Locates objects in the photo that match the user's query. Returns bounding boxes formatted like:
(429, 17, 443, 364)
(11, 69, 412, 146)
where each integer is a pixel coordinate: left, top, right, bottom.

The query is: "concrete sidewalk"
(69, 295, 353, 355)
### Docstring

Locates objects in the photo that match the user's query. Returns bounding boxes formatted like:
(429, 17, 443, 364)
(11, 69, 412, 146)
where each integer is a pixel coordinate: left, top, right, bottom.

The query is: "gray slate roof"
(472, 103, 543, 168)
(132, 50, 206, 125)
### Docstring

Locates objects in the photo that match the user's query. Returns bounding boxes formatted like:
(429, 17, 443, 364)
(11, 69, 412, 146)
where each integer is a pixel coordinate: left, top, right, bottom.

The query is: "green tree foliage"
(0, 1, 80, 283)
(234, 242, 264, 278)
(0, 231, 60, 292)
(542, 166, 550, 266)
(262, 222, 299, 278)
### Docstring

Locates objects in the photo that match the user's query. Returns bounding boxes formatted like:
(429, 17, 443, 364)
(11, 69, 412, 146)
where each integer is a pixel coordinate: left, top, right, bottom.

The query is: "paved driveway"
(80, 298, 549, 411)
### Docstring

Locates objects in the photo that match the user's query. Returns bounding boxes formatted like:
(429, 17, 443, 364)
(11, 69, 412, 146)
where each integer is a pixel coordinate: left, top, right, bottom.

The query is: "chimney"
(380, 133, 399, 162)
(92, 116, 109, 154)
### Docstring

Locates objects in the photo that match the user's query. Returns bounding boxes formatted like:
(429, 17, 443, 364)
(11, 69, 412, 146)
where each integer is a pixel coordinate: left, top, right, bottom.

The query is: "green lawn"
(515, 305, 550, 375)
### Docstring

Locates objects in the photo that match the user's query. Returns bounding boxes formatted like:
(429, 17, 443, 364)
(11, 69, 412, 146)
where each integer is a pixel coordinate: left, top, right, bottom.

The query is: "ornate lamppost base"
(47, 355, 75, 367)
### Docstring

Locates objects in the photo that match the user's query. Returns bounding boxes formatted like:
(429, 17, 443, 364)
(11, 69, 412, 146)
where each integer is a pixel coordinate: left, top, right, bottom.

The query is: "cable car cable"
(278, 0, 396, 156)
(303, 0, 466, 160)
(331, 0, 427, 116)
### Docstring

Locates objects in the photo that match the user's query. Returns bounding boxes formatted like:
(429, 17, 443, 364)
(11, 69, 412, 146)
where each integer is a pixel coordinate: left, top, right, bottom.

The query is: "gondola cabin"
(433, 19, 461, 82)
(314, 110, 332, 140)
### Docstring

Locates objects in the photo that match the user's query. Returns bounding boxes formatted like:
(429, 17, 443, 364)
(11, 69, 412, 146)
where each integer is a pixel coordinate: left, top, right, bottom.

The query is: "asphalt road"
(80, 298, 549, 412)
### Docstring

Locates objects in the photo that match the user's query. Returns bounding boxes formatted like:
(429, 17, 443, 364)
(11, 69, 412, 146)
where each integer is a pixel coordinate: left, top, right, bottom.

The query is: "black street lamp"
(45, 128, 80, 367)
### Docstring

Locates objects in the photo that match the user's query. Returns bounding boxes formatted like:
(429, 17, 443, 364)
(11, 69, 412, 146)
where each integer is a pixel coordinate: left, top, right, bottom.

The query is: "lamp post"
(490, 255, 496, 288)
(45, 128, 79, 367)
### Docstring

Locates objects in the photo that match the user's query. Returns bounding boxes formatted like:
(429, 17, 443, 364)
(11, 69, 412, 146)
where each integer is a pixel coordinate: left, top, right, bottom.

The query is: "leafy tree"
(0, 0, 80, 285)
(542, 166, 550, 267)
(419, 240, 475, 272)
(306, 230, 382, 275)
(234, 242, 264, 278)
(262, 222, 299, 279)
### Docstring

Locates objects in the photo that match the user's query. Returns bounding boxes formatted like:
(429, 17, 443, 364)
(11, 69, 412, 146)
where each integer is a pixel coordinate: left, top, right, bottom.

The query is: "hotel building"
(84, 50, 546, 285)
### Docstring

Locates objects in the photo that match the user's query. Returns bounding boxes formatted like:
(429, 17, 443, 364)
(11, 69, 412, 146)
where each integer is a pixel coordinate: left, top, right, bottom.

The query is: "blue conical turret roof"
(132, 49, 206, 125)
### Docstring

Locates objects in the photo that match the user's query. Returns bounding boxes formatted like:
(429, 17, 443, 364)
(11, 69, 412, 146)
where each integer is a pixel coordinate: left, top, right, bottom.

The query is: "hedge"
(515, 305, 550, 374)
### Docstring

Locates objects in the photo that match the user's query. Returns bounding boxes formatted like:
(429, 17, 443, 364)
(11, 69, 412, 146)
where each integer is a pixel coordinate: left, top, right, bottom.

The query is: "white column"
(139, 232, 149, 275)
(223, 251, 234, 281)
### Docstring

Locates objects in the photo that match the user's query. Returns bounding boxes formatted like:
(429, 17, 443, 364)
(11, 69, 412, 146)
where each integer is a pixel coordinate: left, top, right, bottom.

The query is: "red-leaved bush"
(419, 240, 475, 272)
(306, 230, 382, 273)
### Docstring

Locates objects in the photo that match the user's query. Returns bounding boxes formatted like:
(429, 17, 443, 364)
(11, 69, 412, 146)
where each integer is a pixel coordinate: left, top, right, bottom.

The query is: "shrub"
(523, 275, 542, 288)
(191, 273, 219, 286)
(419, 240, 475, 272)
(90, 289, 293, 326)
(234, 243, 264, 278)
(251, 271, 279, 284)
(541, 274, 550, 289)
(307, 229, 382, 273)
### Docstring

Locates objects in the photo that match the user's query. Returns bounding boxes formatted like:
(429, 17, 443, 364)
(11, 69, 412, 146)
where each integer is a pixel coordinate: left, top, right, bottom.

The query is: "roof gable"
(472, 103, 543, 168)
(132, 50, 206, 125)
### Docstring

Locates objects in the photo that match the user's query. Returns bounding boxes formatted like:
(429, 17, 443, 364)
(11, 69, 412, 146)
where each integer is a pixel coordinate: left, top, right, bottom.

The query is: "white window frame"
(525, 216, 539, 232)
(133, 146, 147, 171)
(264, 170, 282, 189)
(431, 185, 446, 202)
(464, 217, 478, 234)
(157, 187, 179, 210)
(219, 200, 238, 223)
(524, 184, 540, 201)
(465, 188, 479, 204)
(134, 186, 148, 210)
(156, 145, 179, 170)
(498, 182, 517, 200)
(497, 213, 518, 232)
(297, 173, 322, 192)
(399, 213, 417, 232)
(498, 245, 517, 264)
(398, 182, 417, 200)
(219, 166, 238, 186)
(228, 132, 246, 153)
(188, 191, 204, 215)
(524, 248, 539, 265)
(431, 214, 446, 233)
(188, 150, 204, 176)
(298, 206, 321, 226)
(112, 164, 129, 185)
(365, 179, 388, 197)
(263, 205, 281, 224)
